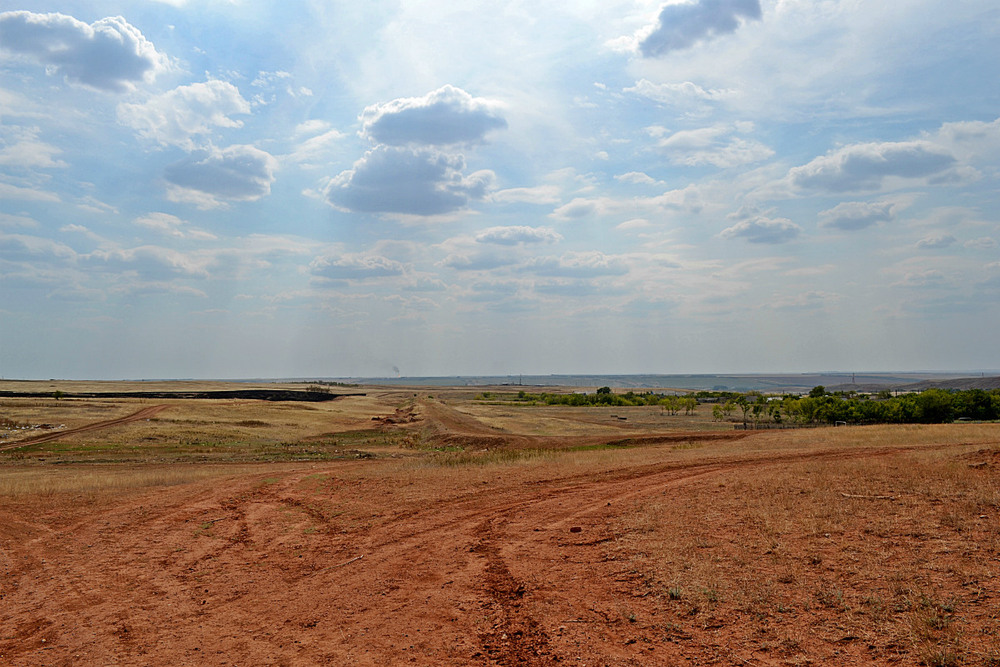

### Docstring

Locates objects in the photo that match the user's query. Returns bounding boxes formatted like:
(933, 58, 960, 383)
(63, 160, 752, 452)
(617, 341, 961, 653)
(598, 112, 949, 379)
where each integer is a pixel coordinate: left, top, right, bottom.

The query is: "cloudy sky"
(1, 1, 998, 379)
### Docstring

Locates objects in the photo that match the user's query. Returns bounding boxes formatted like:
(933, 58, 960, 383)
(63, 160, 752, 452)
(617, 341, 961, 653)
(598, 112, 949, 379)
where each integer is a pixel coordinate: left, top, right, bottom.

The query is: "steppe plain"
(1, 380, 998, 666)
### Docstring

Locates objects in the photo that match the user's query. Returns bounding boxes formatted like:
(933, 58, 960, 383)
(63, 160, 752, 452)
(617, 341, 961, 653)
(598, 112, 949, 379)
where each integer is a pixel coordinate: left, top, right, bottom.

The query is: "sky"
(1, 0, 999, 380)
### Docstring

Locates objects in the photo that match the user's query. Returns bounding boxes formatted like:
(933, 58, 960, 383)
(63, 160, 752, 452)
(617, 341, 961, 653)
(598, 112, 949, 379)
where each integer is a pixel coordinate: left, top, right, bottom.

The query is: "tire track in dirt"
(0, 404, 170, 451)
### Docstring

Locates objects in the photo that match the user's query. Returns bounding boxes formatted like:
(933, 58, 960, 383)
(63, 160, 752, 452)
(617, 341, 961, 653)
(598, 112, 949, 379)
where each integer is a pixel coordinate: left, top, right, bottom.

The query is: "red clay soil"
(1, 402, 995, 666)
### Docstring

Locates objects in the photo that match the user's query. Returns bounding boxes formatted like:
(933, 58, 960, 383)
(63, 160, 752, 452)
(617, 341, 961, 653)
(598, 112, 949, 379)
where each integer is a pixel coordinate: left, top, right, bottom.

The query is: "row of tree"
(478, 388, 675, 407)
(708, 388, 1000, 426)
(477, 386, 1000, 425)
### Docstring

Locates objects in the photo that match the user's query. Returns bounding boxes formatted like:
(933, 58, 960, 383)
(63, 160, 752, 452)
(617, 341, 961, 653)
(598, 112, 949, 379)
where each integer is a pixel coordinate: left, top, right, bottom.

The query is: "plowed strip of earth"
(0, 405, 170, 452)
(1, 402, 993, 665)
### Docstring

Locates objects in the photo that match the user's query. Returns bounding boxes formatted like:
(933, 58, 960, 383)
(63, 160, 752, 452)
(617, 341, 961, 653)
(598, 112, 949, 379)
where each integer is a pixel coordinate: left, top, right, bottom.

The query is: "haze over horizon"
(2, 1, 998, 380)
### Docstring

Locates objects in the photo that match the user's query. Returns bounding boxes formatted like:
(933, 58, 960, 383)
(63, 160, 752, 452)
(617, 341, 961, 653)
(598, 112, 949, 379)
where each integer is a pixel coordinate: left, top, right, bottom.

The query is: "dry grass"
(0, 463, 288, 497)
(612, 440, 1000, 665)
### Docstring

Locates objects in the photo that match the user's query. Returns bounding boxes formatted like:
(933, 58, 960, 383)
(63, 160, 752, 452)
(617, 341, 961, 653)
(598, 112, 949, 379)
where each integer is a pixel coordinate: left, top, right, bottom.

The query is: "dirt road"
(0, 405, 170, 452)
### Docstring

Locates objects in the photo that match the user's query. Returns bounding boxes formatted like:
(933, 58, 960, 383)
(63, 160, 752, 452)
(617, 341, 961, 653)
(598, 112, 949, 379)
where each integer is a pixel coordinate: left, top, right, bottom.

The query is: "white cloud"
(360, 85, 507, 146)
(83, 245, 212, 279)
(892, 269, 948, 289)
(0, 11, 167, 92)
(720, 214, 801, 244)
(0, 126, 67, 168)
(492, 185, 562, 205)
(550, 185, 703, 220)
(439, 250, 519, 272)
(325, 146, 494, 216)
(625, 79, 734, 105)
(475, 226, 562, 245)
(787, 141, 956, 193)
(616, 218, 651, 231)
(164, 144, 278, 209)
(0, 212, 38, 228)
(649, 122, 772, 167)
(526, 251, 630, 278)
(818, 200, 897, 231)
(638, 0, 763, 57)
(286, 127, 344, 166)
(930, 117, 1000, 163)
(0, 181, 60, 202)
(0, 232, 76, 262)
(615, 171, 661, 185)
(117, 80, 250, 150)
(310, 253, 406, 280)
(916, 234, 957, 249)
(771, 290, 839, 311)
(965, 237, 997, 250)
(133, 212, 217, 240)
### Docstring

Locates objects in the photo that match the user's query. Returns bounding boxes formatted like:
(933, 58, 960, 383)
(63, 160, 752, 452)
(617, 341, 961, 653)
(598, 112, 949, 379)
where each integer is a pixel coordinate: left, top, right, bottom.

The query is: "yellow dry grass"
(612, 437, 1000, 665)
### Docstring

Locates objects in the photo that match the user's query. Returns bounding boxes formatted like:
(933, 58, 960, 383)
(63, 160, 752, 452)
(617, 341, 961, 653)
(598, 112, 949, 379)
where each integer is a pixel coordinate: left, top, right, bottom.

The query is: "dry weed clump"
(612, 441, 1000, 665)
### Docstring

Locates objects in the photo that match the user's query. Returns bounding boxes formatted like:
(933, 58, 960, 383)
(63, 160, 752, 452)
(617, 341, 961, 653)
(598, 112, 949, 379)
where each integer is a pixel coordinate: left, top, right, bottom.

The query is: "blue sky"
(1, 1, 998, 379)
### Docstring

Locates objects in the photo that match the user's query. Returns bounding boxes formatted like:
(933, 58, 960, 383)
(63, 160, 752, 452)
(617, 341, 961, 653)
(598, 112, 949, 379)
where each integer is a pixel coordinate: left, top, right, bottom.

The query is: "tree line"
(477, 388, 696, 412)
(702, 387, 1000, 426)
(476, 386, 1000, 426)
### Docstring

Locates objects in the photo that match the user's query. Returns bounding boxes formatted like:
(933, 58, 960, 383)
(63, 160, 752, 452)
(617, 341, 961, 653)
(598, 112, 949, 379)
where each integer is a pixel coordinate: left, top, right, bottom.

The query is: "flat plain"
(1, 380, 998, 666)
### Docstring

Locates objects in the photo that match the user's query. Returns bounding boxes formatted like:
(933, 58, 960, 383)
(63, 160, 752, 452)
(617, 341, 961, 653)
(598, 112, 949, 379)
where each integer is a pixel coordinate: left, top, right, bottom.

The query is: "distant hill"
(829, 377, 1000, 393)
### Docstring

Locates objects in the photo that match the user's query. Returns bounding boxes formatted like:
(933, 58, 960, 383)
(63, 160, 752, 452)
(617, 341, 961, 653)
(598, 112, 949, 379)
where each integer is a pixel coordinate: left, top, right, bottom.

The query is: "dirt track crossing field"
(1, 393, 998, 665)
(0, 405, 171, 452)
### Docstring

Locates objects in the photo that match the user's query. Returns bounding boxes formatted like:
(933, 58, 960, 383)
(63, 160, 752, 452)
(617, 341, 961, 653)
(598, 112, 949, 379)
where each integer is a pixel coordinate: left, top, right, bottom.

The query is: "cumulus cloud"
(492, 185, 562, 205)
(117, 80, 250, 150)
(892, 270, 948, 289)
(965, 237, 997, 250)
(133, 212, 216, 240)
(0, 212, 38, 228)
(360, 85, 506, 146)
(615, 171, 662, 185)
(625, 79, 734, 106)
(720, 214, 801, 244)
(164, 144, 278, 209)
(475, 226, 562, 245)
(771, 290, 839, 311)
(439, 251, 519, 272)
(916, 234, 957, 249)
(526, 252, 630, 278)
(550, 186, 703, 221)
(818, 200, 897, 231)
(82, 245, 210, 279)
(788, 141, 956, 193)
(639, 0, 762, 57)
(931, 117, 1000, 162)
(648, 122, 772, 167)
(286, 126, 344, 166)
(0, 181, 60, 202)
(0, 11, 167, 92)
(0, 232, 76, 262)
(0, 126, 67, 168)
(310, 253, 405, 281)
(325, 146, 494, 216)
